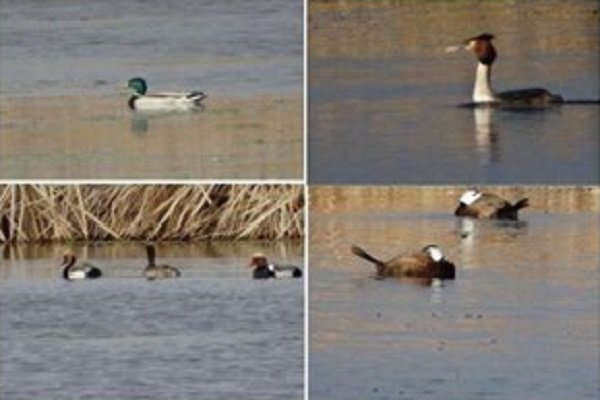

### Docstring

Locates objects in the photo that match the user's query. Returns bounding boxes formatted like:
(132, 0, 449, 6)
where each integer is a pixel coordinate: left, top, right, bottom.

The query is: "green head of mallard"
(127, 77, 148, 95)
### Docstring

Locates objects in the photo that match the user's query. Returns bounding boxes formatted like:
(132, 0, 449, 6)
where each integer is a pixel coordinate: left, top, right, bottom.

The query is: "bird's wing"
(477, 193, 510, 217)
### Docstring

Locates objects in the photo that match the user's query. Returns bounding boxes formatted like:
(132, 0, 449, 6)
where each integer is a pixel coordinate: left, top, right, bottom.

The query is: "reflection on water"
(309, 186, 599, 400)
(129, 109, 206, 136)
(309, 0, 599, 184)
(473, 107, 500, 164)
(0, 241, 303, 400)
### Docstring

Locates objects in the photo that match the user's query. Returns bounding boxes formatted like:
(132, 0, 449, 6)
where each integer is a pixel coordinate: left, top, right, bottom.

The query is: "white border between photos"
(303, 0, 309, 397)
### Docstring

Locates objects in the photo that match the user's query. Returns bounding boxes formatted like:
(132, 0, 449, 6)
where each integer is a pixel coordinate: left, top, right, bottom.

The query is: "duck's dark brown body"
(144, 245, 181, 280)
(350, 245, 455, 280)
(455, 192, 528, 220)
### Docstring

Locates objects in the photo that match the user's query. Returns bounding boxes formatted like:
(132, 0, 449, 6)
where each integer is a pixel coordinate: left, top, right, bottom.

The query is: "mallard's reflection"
(129, 106, 205, 135)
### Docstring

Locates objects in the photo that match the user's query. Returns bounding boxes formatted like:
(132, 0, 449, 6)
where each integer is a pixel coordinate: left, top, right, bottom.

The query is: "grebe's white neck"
(473, 62, 497, 103)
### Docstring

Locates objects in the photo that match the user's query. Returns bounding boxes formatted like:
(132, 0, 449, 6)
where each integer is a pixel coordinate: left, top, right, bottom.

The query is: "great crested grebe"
(350, 244, 456, 280)
(127, 77, 206, 111)
(144, 244, 181, 280)
(248, 253, 303, 279)
(62, 254, 102, 281)
(454, 188, 529, 220)
(447, 33, 599, 106)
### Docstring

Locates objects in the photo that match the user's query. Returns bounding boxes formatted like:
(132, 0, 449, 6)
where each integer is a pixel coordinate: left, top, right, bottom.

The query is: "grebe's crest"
(423, 245, 444, 262)
(465, 33, 495, 44)
(459, 189, 482, 206)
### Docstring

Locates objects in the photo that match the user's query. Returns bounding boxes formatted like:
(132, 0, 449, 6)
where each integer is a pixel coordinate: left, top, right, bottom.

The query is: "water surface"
(1, 95, 301, 179)
(309, 0, 600, 184)
(1, 241, 304, 400)
(309, 186, 599, 400)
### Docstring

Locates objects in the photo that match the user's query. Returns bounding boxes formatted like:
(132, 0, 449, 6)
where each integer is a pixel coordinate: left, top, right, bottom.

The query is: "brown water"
(0, 95, 302, 179)
(309, 186, 599, 400)
(309, 0, 600, 184)
(1, 240, 304, 400)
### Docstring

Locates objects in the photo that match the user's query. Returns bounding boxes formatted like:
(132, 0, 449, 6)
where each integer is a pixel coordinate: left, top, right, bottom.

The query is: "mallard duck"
(62, 254, 102, 281)
(454, 188, 529, 220)
(144, 244, 181, 280)
(127, 77, 206, 111)
(351, 244, 456, 280)
(248, 253, 303, 279)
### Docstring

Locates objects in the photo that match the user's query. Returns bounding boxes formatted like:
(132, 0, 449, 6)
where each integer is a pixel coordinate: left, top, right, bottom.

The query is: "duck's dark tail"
(512, 198, 529, 211)
(188, 91, 206, 105)
(562, 99, 600, 104)
(351, 245, 385, 266)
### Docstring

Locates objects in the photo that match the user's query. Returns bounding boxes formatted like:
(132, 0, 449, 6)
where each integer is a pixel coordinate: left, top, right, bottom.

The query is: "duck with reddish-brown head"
(248, 253, 302, 279)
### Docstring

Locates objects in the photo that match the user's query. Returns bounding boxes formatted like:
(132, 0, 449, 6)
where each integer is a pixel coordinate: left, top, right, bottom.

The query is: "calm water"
(0, 0, 302, 98)
(309, 0, 600, 184)
(0, 241, 304, 400)
(0, 0, 303, 179)
(309, 186, 599, 400)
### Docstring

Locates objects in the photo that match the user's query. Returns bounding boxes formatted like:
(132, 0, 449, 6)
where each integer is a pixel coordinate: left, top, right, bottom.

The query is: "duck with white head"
(454, 188, 529, 220)
(350, 244, 456, 280)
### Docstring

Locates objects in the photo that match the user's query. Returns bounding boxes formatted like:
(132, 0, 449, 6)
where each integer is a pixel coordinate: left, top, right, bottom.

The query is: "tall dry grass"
(0, 185, 304, 243)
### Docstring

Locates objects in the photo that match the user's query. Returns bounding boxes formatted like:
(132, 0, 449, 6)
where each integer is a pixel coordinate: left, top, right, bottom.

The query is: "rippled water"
(0, 0, 303, 179)
(309, 0, 600, 184)
(0, 0, 302, 98)
(309, 186, 599, 400)
(0, 242, 304, 400)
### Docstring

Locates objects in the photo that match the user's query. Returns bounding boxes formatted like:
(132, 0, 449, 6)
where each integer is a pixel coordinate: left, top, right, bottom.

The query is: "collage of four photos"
(1, 0, 599, 399)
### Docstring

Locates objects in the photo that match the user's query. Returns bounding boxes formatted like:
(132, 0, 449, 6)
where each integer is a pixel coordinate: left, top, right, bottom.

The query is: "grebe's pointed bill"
(446, 33, 495, 53)
(445, 45, 464, 53)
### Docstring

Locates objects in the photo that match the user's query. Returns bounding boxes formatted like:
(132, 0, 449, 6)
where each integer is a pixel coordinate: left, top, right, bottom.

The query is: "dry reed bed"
(0, 185, 304, 243)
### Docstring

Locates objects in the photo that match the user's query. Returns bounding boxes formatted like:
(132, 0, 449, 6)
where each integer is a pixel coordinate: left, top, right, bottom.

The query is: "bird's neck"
(62, 256, 75, 279)
(146, 246, 156, 267)
(473, 62, 497, 103)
